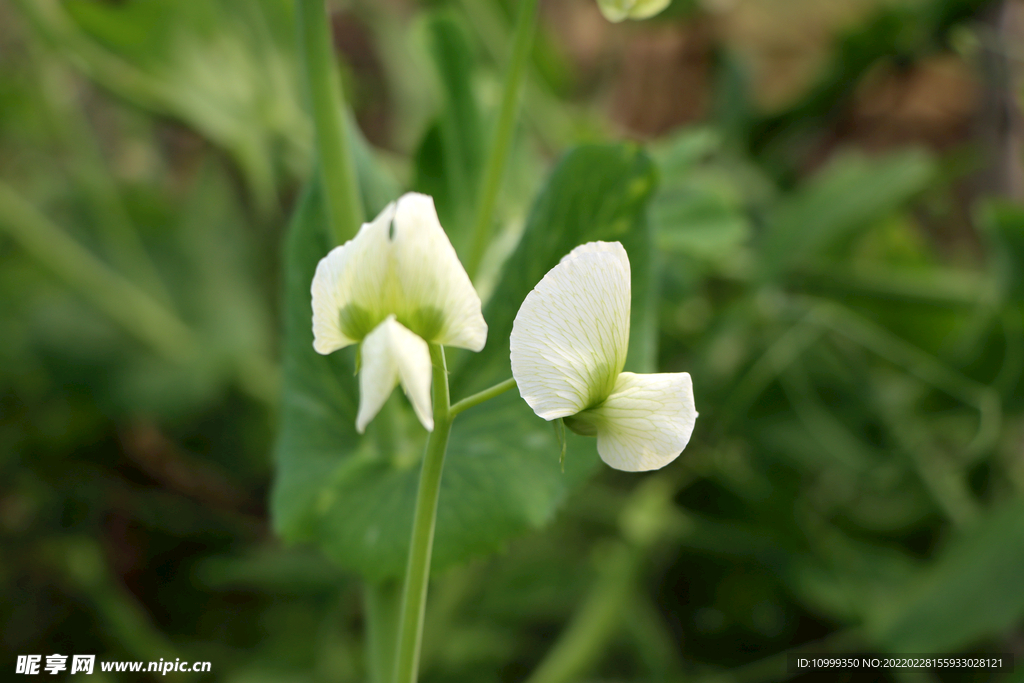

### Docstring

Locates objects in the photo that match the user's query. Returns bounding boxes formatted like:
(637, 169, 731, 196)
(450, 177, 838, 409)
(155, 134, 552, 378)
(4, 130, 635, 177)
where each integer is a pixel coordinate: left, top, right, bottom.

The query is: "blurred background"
(2, 0, 1024, 681)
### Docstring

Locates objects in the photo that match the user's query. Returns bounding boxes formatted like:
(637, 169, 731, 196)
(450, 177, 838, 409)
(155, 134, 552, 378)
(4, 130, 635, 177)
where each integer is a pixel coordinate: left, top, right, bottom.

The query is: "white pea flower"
(596, 0, 671, 23)
(510, 241, 697, 472)
(312, 192, 487, 433)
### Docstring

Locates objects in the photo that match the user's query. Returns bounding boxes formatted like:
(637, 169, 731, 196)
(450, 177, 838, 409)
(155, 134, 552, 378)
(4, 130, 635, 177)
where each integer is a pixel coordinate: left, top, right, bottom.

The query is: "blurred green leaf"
(788, 525, 918, 625)
(760, 150, 934, 279)
(195, 548, 345, 594)
(979, 199, 1024, 301)
(27, 0, 308, 212)
(654, 128, 721, 176)
(649, 129, 757, 263)
(169, 164, 276, 399)
(273, 144, 657, 580)
(652, 181, 749, 262)
(868, 499, 1024, 652)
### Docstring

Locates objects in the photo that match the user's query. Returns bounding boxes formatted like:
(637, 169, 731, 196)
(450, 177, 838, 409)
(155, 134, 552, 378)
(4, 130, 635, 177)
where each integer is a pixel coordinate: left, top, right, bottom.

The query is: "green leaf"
(867, 500, 1024, 652)
(270, 182, 361, 557)
(759, 149, 934, 279)
(273, 144, 658, 580)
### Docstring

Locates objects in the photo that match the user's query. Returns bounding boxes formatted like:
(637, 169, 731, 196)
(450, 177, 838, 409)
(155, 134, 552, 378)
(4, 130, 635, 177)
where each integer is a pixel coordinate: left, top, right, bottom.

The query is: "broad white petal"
(311, 202, 397, 354)
(590, 372, 697, 472)
(357, 317, 434, 433)
(390, 193, 487, 351)
(627, 0, 670, 19)
(510, 241, 631, 420)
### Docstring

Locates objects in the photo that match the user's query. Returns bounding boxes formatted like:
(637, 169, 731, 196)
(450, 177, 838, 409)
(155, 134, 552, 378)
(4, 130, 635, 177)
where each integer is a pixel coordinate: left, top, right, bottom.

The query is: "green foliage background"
(2, 0, 1023, 681)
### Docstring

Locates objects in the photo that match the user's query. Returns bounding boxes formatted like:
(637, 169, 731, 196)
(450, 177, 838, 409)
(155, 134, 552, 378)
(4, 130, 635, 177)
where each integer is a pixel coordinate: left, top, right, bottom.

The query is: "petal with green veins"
(590, 371, 697, 472)
(510, 241, 631, 419)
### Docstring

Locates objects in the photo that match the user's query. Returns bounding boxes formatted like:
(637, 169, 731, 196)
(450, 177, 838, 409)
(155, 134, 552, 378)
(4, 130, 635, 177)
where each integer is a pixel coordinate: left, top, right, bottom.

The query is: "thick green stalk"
(525, 479, 679, 683)
(466, 0, 540, 278)
(365, 580, 402, 683)
(393, 345, 452, 683)
(297, 0, 364, 245)
(525, 542, 640, 683)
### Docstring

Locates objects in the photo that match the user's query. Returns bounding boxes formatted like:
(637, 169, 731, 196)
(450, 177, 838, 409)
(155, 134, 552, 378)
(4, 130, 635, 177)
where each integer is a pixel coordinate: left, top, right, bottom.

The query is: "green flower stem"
(297, 0, 364, 245)
(450, 377, 517, 417)
(466, 0, 540, 279)
(390, 373, 516, 681)
(393, 344, 452, 683)
(455, 0, 576, 152)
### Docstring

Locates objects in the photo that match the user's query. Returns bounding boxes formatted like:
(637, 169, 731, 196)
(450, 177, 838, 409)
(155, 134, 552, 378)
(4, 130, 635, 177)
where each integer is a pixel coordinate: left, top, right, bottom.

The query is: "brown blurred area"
(331, 0, 1020, 176)
(545, 0, 988, 144)
(535, 0, 1024, 256)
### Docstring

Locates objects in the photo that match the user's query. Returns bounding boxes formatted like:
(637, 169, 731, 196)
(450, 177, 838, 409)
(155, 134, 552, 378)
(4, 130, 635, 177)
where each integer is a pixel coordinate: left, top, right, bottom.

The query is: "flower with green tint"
(510, 241, 696, 471)
(312, 193, 487, 433)
(597, 0, 671, 23)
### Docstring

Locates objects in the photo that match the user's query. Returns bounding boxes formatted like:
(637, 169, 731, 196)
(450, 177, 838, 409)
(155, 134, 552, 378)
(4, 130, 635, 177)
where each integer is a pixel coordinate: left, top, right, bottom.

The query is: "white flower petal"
(311, 202, 397, 354)
(596, 0, 631, 22)
(590, 371, 697, 472)
(627, 0, 670, 19)
(357, 317, 434, 434)
(596, 0, 668, 21)
(510, 241, 631, 420)
(390, 193, 487, 350)
(312, 193, 486, 354)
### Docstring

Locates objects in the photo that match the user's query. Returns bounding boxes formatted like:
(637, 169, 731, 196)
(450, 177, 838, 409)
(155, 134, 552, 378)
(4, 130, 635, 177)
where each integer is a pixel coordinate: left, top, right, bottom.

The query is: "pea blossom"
(596, 0, 671, 23)
(311, 193, 487, 433)
(510, 241, 697, 471)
